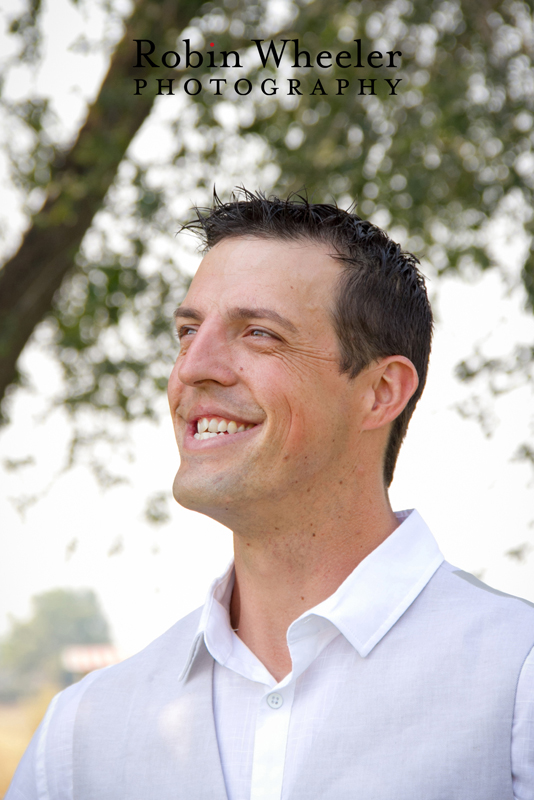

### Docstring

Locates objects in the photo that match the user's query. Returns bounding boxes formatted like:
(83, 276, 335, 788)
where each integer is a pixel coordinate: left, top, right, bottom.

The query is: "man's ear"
(361, 356, 419, 431)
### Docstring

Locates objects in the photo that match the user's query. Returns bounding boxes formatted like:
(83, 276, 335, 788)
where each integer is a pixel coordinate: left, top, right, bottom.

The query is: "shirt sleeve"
(512, 644, 534, 800)
(5, 670, 103, 800)
(5, 693, 60, 800)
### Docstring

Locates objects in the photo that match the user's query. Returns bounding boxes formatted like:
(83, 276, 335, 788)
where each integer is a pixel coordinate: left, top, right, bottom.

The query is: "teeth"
(195, 416, 257, 437)
(197, 430, 223, 440)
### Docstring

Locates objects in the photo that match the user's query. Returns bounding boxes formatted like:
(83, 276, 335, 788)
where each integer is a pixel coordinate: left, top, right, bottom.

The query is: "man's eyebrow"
(173, 305, 297, 333)
(173, 306, 202, 321)
(227, 307, 297, 333)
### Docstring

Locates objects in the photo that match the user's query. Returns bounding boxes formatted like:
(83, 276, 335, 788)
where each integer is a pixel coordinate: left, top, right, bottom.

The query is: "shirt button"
(266, 692, 283, 709)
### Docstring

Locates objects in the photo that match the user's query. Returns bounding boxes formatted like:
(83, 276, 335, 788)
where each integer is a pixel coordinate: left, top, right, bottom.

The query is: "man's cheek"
(168, 374, 184, 412)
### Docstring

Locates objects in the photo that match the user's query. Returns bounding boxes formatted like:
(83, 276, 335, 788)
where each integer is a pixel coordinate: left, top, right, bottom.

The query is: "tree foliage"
(0, 588, 110, 696)
(0, 0, 532, 469)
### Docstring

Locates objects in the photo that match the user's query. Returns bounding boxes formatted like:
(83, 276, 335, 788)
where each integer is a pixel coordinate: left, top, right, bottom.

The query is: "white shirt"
(7, 509, 534, 800)
(197, 510, 534, 800)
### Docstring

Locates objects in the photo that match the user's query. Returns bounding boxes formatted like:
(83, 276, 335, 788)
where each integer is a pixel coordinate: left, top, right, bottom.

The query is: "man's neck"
(229, 493, 399, 682)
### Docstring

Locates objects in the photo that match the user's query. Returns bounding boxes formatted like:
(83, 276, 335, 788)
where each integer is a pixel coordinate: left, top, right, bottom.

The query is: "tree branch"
(0, 0, 197, 408)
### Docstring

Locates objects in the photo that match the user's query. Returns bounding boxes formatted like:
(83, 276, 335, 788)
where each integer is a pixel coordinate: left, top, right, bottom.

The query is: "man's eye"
(178, 326, 197, 339)
(249, 329, 273, 338)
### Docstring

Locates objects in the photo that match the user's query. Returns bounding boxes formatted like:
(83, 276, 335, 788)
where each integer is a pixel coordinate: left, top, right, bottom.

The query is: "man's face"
(168, 236, 372, 522)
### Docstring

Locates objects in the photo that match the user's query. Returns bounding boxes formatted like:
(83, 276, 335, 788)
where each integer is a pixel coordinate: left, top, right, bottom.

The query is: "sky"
(0, 0, 533, 656)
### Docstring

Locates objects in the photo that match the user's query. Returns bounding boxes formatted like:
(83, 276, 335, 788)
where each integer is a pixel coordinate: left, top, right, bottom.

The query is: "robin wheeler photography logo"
(132, 38, 403, 97)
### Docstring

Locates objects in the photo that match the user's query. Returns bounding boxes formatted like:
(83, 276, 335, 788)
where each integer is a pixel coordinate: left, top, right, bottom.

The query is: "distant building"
(60, 645, 122, 683)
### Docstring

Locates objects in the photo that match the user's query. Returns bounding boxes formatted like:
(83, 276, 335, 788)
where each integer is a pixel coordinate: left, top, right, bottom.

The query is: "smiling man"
(7, 192, 534, 800)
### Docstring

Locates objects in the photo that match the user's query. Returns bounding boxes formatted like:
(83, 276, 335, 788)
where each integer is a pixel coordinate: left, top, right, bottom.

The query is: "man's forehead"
(178, 236, 341, 324)
(201, 234, 340, 269)
(193, 235, 342, 290)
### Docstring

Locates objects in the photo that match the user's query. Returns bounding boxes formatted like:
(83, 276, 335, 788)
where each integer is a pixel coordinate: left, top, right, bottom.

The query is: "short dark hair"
(183, 189, 433, 486)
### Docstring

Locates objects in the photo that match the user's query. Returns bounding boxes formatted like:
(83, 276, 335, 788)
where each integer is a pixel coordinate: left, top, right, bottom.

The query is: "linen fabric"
(7, 510, 534, 800)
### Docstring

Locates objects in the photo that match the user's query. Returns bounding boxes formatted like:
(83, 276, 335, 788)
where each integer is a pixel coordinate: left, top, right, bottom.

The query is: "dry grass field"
(0, 686, 59, 799)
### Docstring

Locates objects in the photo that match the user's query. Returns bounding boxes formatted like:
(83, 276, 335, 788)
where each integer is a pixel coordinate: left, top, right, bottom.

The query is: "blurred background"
(0, 0, 533, 793)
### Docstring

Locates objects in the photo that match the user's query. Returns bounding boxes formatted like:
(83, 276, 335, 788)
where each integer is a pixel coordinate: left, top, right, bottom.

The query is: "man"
(7, 192, 534, 799)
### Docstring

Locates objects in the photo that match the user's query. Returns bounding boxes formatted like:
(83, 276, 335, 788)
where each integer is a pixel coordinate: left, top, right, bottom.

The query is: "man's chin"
(171, 470, 237, 517)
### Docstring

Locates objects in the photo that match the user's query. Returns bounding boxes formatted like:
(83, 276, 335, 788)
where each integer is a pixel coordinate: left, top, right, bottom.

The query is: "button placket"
(250, 682, 295, 800)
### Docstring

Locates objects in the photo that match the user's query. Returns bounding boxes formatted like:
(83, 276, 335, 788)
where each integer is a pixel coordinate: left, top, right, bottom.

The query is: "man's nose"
(177, 321, 237, 387)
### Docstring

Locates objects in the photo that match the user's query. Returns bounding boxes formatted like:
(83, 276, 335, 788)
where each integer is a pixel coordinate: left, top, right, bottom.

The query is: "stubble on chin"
(171, 461, 248, 514)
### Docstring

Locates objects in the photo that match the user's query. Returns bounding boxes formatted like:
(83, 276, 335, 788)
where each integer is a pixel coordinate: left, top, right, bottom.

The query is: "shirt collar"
(177, 560, 236, 682)
(180, 509, 444, 681)
(297, 509, 444, 657)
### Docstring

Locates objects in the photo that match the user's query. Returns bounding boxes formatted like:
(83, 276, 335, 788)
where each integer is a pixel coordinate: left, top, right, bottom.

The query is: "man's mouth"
(193, 416, 257, 440)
